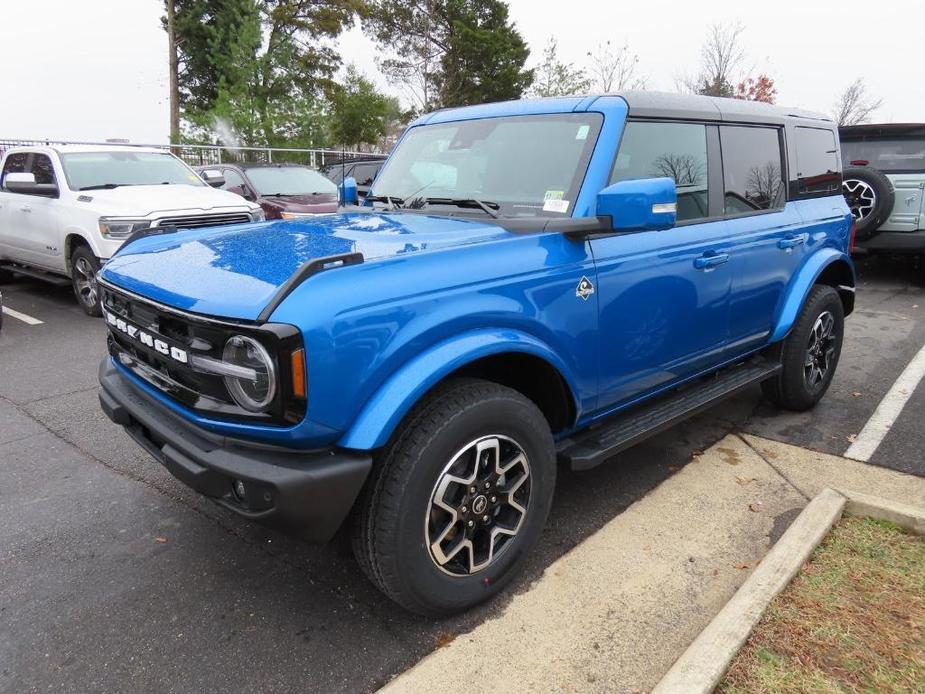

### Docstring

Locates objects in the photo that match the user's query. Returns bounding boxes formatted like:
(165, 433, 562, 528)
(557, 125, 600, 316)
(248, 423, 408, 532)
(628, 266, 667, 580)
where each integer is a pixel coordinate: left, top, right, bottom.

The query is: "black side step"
(557, 358, 781, 471)
(1, 263, 71, 286)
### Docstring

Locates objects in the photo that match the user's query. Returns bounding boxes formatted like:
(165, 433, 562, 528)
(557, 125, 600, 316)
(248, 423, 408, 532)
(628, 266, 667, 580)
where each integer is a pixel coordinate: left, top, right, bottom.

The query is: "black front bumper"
(99, 358, 372, 542)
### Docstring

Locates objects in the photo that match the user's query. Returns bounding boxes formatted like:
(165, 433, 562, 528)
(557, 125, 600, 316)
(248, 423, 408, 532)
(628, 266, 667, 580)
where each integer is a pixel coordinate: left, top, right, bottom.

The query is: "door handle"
(20, 204, 32, 213)
(694, 252, 729, 270)
(778, 234, 806, 249)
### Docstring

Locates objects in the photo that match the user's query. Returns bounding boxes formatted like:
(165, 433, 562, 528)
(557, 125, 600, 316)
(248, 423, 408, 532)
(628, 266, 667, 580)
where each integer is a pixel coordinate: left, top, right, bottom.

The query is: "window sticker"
(544, 190, 565, 201)
(543, 198, 570, 213)
(575, 124, 590, 140)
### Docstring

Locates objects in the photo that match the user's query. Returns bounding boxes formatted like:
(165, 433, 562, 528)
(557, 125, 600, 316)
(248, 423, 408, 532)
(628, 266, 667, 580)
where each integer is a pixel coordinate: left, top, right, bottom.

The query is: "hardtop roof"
(413, 91, 832, 128)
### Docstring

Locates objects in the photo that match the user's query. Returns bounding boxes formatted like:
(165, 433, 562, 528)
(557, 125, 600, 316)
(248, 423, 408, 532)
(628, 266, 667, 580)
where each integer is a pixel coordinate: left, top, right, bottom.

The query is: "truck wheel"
(842, 166, 894, 240)
(762, 285, 844, 411)
(71, 246, 102, 317)
(352, 378, 556, 616)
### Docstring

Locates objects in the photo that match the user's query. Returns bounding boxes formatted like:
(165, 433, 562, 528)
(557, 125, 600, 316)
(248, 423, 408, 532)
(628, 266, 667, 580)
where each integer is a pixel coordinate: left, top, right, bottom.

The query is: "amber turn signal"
(290, 348, 306, 399)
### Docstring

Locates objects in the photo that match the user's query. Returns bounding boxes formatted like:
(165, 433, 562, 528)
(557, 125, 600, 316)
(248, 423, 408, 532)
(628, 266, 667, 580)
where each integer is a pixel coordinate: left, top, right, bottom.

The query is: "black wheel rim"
(804, 310, 836, 389)
(842, 178, 876, 221)
(425, 435, 531, 576)
(74, 257, 98, 308)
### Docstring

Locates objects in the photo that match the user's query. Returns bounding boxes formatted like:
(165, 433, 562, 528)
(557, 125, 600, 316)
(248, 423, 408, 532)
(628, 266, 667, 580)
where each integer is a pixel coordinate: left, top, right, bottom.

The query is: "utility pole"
(167, 0, 180, 149)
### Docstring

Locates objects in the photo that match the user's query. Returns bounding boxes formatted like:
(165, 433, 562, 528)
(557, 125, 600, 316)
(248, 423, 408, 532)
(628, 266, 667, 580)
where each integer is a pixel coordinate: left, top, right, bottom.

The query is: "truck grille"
(100, 282, 304, 425)
(154, 212, 251, 229)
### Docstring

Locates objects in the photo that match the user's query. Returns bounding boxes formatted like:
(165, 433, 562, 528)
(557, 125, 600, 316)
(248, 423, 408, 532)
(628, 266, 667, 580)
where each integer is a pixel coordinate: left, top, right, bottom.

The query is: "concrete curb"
(651, 487, 846, 694)
(842, 489, 925, 535)
(652, 487, 925, 694)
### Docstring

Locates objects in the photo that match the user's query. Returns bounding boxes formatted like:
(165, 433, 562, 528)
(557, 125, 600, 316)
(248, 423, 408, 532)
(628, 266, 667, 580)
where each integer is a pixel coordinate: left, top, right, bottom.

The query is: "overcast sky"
(2, 0, 921, 144)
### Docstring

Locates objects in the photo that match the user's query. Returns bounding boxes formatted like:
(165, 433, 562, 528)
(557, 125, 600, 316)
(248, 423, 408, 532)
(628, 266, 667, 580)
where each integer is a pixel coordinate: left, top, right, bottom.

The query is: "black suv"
(320, 155, 387, 198)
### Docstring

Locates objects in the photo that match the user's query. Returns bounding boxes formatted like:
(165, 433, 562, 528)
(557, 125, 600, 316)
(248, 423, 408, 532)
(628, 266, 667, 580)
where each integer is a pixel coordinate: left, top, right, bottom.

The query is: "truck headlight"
(222, 335, 276, 412)
(250, 208, 266, 222)
(99, 218, 152, 239)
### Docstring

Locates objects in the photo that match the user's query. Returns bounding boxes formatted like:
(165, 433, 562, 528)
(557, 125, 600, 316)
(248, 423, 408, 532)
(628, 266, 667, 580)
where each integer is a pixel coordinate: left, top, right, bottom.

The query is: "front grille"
(100, 282, 305, 425)
(155, 212, 251, 229)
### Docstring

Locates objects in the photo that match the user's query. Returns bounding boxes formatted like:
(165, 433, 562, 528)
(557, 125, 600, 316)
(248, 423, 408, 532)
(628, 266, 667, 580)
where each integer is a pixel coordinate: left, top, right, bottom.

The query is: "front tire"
(762, 285, 844, 411)
(71, 246, 102, 317)
(352, 378, 556, 616)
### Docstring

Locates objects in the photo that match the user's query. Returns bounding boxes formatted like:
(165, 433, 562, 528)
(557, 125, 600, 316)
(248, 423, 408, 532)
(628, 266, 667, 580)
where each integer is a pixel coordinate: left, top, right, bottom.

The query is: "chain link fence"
(0, 139, 376, 170)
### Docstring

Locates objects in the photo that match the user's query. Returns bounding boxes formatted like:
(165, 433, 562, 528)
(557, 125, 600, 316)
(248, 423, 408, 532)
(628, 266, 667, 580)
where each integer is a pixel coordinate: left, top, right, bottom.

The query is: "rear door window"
(794, 127, 840, 196)
(29, 154, 57, 186)
(1, 152, 28, 187)
(611, 121, 710, 222)
(719, 126, 785, 215)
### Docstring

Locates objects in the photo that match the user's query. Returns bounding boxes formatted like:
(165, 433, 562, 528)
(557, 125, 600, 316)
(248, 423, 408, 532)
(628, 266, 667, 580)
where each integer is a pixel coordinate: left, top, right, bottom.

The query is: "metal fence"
(0, 139, 378, 170)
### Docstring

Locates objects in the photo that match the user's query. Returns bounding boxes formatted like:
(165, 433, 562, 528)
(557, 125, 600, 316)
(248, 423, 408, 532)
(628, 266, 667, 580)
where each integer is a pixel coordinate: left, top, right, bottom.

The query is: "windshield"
(60, 151, 204, 190)
(841, 138, 925, 173)
(372, 113, 603, 217)
(246, 166, 337, 196)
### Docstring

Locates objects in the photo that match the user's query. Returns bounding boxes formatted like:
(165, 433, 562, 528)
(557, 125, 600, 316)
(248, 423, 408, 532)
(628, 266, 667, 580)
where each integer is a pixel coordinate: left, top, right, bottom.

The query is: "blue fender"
(769, 249, 854, 343)
(337, 328, 581, 450)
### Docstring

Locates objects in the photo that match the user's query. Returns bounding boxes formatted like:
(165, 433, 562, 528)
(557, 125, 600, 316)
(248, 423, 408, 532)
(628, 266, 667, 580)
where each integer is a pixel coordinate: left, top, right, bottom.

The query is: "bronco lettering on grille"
(105, 310, 188, 364)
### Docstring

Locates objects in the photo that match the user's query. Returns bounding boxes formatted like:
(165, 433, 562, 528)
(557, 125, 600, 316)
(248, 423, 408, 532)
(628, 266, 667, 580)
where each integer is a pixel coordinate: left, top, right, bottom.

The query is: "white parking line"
(845, 340, 925, 462)
(1, 305, 44, 326)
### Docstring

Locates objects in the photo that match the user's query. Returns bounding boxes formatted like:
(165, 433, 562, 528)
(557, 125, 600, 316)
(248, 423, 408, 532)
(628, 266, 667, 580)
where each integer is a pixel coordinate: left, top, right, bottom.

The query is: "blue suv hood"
(99, 212, 512, 320)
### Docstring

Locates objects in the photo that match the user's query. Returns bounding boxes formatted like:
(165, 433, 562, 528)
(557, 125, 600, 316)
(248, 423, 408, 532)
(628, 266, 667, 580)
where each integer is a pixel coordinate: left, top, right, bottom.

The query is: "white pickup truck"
(0, 144, 263, 315)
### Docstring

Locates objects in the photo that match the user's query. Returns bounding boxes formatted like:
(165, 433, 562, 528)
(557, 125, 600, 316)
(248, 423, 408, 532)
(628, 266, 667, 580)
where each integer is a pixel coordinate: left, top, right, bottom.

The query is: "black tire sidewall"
(70, 247, 102, 316)
(383, 387, 555, 615)
(842, 166, 894, 239)
(779, 286, 844, 409)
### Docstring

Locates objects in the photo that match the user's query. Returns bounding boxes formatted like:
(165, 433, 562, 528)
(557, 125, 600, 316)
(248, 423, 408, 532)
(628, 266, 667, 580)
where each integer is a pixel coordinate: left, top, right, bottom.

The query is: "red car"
(197, 163, 339, 219)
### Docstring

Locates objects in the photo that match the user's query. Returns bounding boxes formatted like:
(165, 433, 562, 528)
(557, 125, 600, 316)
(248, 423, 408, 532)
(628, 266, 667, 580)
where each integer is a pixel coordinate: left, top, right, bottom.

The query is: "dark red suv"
(196, 163, 339, 219)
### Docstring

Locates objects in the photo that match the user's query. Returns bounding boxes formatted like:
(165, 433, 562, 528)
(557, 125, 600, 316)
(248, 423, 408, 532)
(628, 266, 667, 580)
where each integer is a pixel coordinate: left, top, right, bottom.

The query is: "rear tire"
(762, 285, 844, 411)
(70, 246, 102, 317)
(352, 378, 556, 616)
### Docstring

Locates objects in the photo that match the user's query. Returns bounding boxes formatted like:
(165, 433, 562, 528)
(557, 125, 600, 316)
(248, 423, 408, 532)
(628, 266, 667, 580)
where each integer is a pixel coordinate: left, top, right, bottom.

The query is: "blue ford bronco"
(98, 93, 854, 615)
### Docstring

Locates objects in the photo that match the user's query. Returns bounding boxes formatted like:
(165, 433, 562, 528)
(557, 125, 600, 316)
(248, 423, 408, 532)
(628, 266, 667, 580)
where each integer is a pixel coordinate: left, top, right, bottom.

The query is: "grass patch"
(719, 516, 925, 694)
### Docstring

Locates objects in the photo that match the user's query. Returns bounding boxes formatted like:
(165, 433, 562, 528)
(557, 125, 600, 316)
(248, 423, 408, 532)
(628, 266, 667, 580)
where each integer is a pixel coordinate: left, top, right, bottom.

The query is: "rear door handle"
(778, 234, 806, 249)
(694, 252, 729, 270)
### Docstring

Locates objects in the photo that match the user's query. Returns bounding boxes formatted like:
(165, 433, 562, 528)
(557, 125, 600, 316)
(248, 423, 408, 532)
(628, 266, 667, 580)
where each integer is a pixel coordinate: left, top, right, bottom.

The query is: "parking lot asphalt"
(1, 256, 923, 693)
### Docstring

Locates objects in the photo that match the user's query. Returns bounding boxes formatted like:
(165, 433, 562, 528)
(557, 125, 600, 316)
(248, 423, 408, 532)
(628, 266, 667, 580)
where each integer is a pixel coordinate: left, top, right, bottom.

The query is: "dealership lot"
(1, 257, 923, 693)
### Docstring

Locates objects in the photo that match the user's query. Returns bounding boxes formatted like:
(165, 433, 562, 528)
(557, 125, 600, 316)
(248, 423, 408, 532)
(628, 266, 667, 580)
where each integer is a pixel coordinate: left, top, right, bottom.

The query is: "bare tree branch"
(586, 41, 646, 92)
(833, 78, 883, 126)
(678, 21, 746, 97)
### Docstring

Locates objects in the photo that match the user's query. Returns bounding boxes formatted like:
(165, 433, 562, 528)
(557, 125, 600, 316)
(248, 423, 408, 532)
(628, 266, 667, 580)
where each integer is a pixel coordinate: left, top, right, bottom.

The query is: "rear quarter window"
(794, 127, 841, 197)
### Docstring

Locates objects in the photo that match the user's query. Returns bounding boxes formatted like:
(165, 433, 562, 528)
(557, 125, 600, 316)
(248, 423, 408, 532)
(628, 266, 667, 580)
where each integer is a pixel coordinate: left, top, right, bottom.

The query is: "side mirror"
(200, 169, 226, 188)
(339, 176, 358, 206)
(3, 172, 57, 197)
(596, 177, 677, 232)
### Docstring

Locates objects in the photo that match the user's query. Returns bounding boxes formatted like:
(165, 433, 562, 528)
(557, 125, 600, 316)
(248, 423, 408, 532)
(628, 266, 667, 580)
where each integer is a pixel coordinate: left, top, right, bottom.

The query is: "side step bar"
(0, 263, 71, 286)
(557, 358, 781, 471)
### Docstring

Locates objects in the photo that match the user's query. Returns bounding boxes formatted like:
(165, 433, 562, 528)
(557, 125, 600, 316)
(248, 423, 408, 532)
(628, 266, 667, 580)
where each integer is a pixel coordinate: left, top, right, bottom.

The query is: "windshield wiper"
(407, 197, 501, 219)
(365, 195, 404, 210)
(78, 183, 133, 191)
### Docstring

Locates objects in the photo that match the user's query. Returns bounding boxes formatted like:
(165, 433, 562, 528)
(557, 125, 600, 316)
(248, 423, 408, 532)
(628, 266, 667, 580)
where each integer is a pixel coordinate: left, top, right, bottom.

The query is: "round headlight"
(222, 335, 276, 412)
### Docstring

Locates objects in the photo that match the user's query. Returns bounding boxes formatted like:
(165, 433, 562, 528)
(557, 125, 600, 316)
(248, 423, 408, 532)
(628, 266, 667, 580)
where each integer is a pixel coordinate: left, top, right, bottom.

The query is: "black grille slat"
(155, 212, 251, 229)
